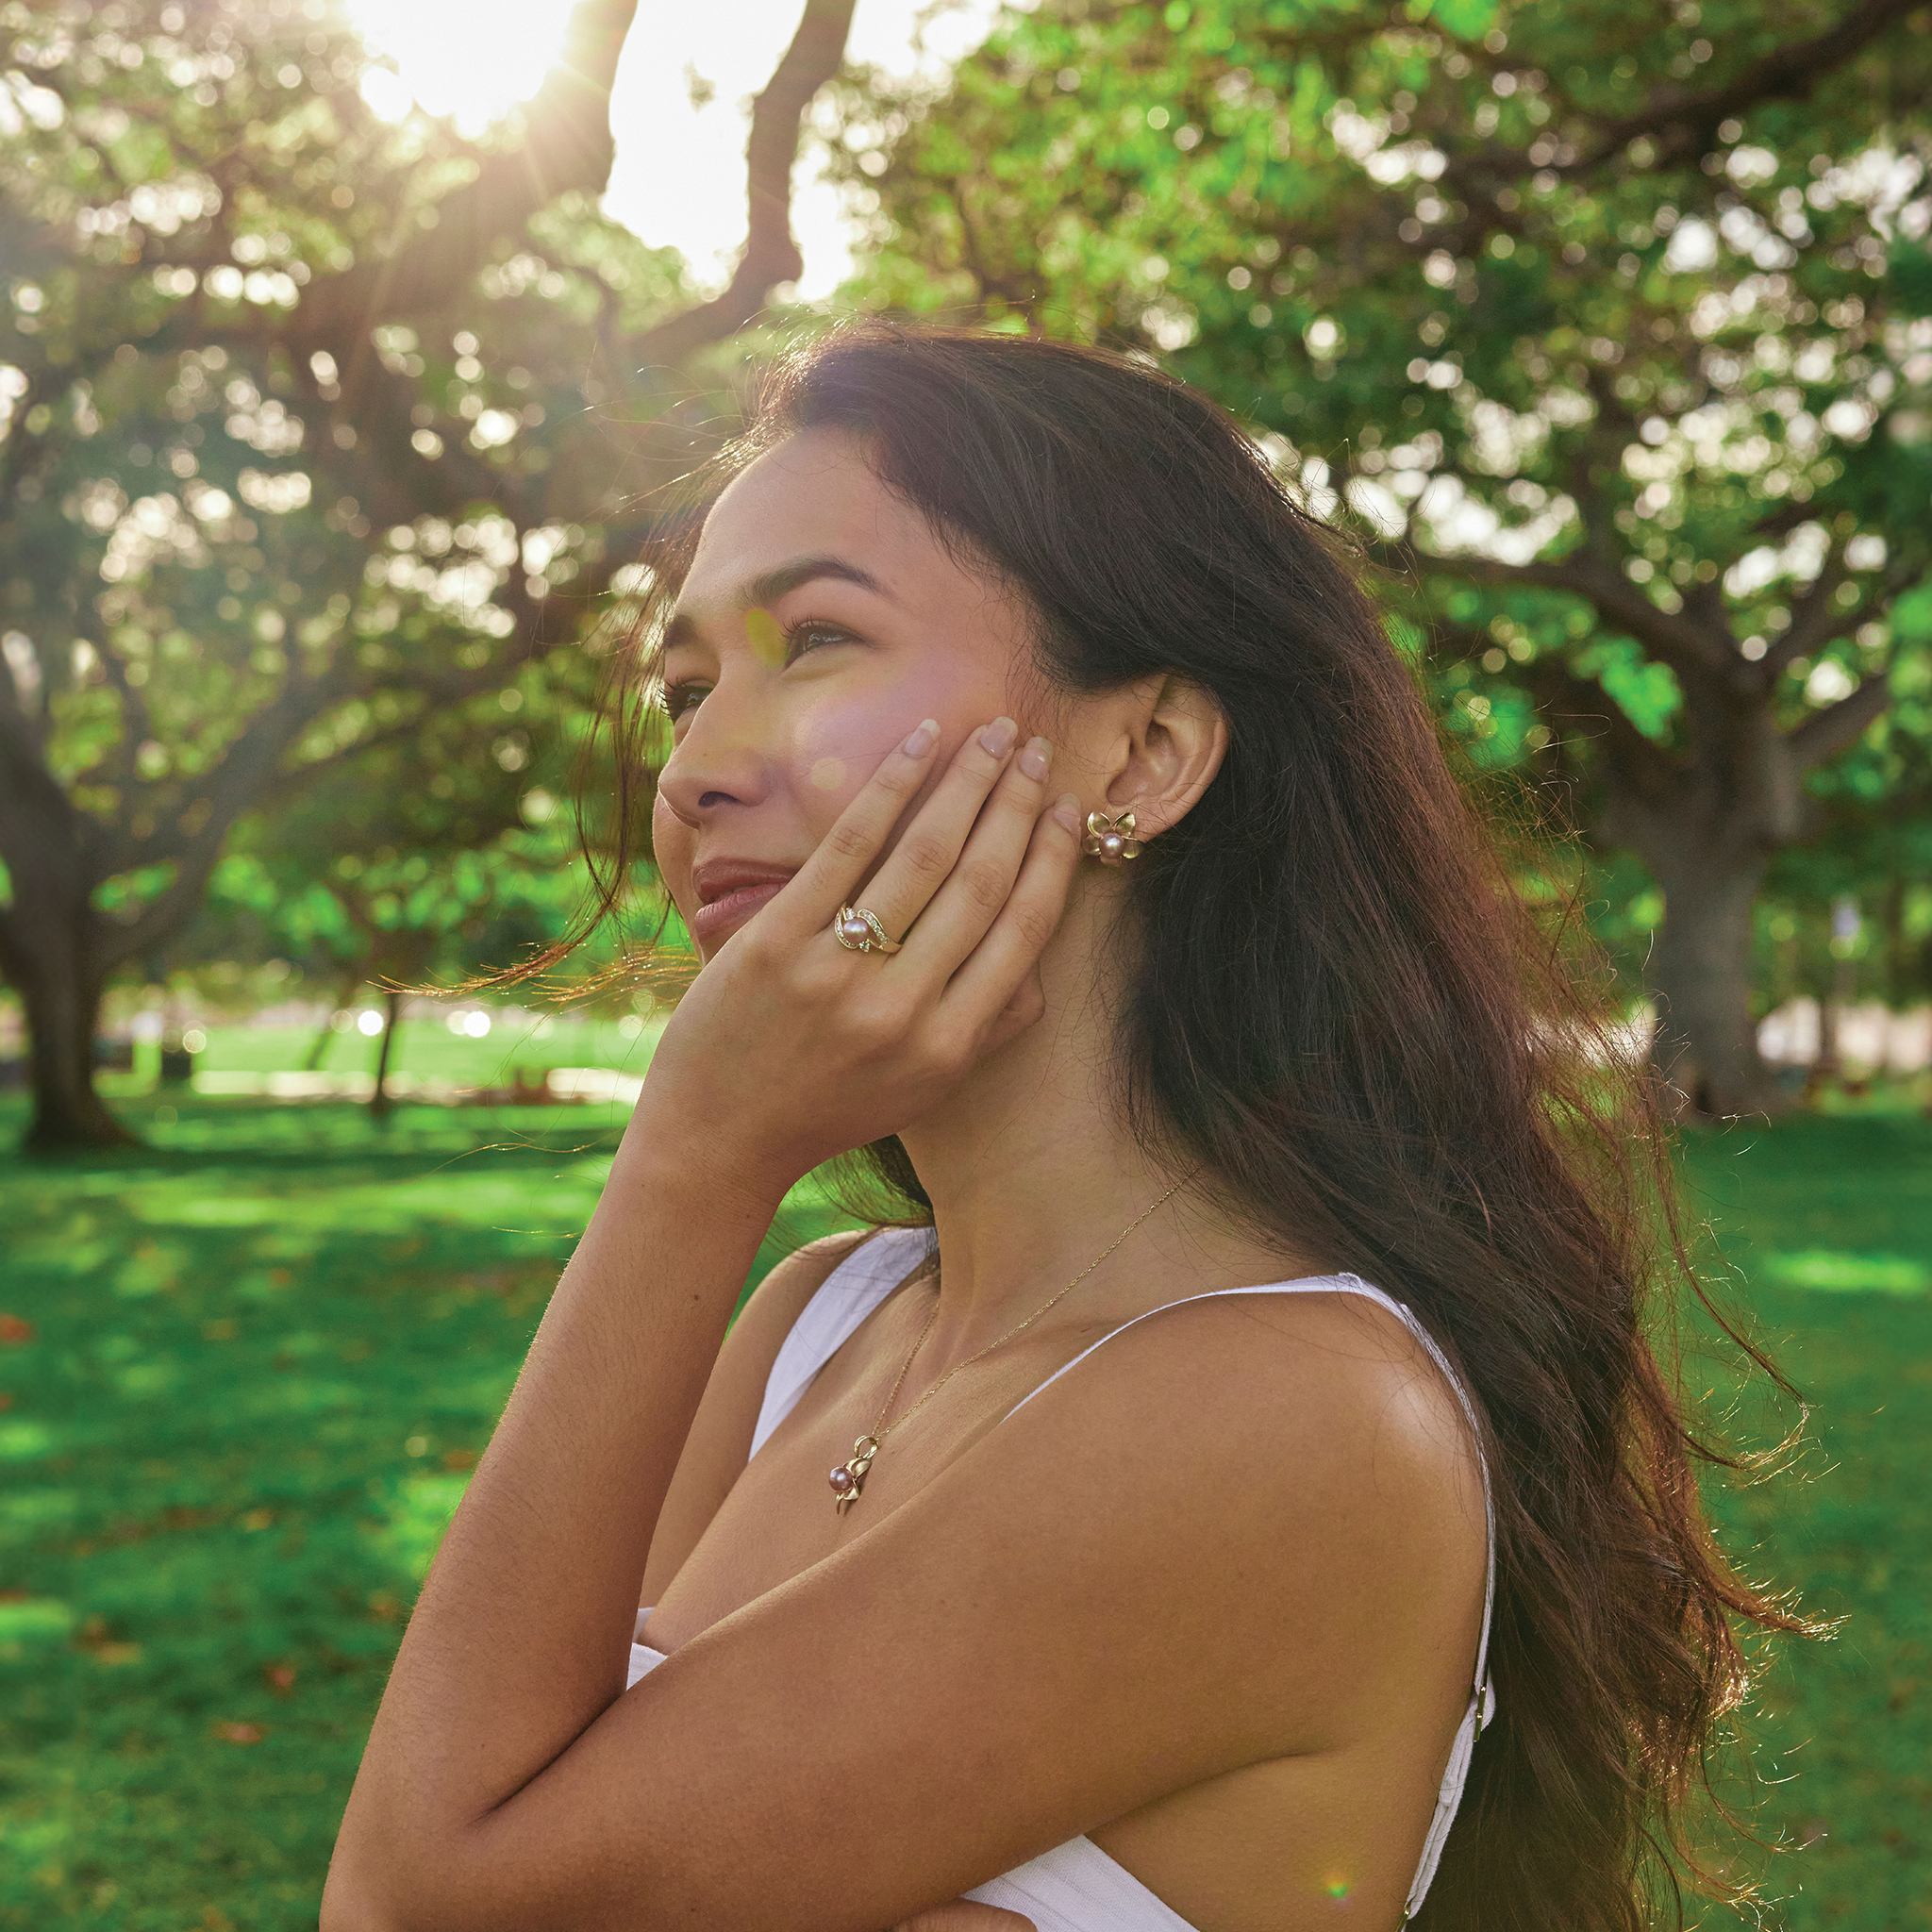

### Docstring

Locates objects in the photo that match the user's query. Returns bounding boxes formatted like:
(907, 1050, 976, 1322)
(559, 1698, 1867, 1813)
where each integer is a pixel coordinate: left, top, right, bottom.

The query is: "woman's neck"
(893, 896, 1307, 1363)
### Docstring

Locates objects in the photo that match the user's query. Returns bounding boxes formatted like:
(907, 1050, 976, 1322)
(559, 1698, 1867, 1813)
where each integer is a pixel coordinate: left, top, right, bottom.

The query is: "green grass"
(0, 1094, 1925, 1928)
(0, 1091, 853, 1932)
(1674, 1116, 1932, 1923)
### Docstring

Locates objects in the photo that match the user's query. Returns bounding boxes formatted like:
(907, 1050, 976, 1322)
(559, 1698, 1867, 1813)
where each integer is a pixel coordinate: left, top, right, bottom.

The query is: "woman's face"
(653, 429, 1043, 959)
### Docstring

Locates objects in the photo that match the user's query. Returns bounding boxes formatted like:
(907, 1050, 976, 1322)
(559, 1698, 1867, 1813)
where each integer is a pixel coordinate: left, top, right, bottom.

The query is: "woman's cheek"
(790, 702, 910, 827)
(791, 674, 978, 821)
(651, 791, 697, 921)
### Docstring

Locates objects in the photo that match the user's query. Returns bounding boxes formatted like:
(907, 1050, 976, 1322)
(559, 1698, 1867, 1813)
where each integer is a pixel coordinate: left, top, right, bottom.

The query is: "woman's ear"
(1104, 675, 1228, 839)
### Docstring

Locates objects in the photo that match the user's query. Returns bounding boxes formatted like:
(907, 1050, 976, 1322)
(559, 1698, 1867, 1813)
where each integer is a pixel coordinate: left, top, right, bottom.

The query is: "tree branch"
(1789, 672, 1891, 770)
(1764, 554, 1931, 679)
(287, 0, 639, 344)
(1579, 0, 1924, 171)
(1762, 545, 1851, 675)
(88, 627, 153, 806)
(624, 0, 859, 367)
(1373, 535, 1726, 676)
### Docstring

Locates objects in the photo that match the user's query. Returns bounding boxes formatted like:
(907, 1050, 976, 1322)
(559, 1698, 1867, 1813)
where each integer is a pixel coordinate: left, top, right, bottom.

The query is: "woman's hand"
(634, 716, 1083, 1201)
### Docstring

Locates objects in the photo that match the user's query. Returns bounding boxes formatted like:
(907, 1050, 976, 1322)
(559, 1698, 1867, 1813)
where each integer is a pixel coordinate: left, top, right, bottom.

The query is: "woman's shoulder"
(1097, 1273, 1474, 1434)
(997, 1274, 1489, 1669)
(1003, 1275, 1489, 1618)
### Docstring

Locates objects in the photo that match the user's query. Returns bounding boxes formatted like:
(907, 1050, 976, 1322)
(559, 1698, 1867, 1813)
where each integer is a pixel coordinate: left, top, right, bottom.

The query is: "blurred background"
(1, 0, 1929, 1923)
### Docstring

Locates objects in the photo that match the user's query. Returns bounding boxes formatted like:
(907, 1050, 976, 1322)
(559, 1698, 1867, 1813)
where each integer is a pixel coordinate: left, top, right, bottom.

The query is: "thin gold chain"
(864, 1180, 1184, 1450)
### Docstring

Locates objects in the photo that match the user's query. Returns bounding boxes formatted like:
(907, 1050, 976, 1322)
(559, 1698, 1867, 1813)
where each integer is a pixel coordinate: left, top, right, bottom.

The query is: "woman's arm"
(323, 718, 1088, 1924)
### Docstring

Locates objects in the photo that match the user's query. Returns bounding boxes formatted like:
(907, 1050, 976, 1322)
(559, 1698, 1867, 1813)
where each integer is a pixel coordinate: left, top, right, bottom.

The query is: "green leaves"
(1413, 0, 1501, 41)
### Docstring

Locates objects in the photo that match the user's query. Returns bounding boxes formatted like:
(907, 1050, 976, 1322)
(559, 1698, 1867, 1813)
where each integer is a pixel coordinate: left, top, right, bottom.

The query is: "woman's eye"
(784, 621, 852, 661)
(661, 680, 710, 722)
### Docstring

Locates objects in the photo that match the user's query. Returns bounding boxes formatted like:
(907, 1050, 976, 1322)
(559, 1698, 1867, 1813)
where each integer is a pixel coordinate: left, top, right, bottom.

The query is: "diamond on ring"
(833, 906, 904, 955)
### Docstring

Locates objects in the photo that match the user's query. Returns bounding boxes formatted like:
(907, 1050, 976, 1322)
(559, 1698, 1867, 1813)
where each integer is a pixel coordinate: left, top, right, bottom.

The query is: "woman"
(324, 325, 1800, 1932)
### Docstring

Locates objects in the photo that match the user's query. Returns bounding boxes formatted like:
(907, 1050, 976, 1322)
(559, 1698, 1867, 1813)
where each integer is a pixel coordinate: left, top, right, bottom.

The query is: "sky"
(342, 0, 1007, 298)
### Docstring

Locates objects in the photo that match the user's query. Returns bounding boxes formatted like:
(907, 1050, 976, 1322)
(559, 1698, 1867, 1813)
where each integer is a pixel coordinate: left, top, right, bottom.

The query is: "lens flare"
(745, 606, 787, 667)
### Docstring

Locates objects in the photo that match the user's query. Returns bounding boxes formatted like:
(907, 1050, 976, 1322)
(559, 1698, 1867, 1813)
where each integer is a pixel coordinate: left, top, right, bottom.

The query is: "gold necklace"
(827, 1182, 1183, 1514)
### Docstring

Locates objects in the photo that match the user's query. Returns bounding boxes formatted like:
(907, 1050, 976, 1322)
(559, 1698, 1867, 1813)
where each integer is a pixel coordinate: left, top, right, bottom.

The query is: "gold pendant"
(828, 1435, 879, 1514)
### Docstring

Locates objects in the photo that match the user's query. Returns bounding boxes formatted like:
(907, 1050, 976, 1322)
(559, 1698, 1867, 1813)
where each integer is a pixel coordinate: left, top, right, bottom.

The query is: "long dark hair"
(575, 322, 1813, 1928)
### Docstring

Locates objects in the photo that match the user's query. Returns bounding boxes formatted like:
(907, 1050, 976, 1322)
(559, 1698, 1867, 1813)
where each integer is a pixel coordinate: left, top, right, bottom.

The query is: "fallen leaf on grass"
(212, 1721, 264, 1744)
(0, 1315, 33, 1344)
(75, 1615, 140, 1663)
(265, 1662, 296, 1693)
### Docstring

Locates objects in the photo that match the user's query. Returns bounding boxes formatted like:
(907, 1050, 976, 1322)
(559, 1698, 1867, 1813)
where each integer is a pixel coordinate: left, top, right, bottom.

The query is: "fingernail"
(1053, 793, 1082, 833)
(1018, 737, 1053, 782)
(903, 719, 939, 758)
(979, 716, 1018, 758)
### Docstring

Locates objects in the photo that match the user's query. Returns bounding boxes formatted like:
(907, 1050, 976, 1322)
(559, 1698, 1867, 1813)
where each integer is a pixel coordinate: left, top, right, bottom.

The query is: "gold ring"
(833, 906, 904, 955)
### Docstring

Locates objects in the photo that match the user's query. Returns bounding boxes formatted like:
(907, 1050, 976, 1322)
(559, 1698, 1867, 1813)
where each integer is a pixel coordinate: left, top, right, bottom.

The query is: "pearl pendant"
(828, 1435, 880, 1514)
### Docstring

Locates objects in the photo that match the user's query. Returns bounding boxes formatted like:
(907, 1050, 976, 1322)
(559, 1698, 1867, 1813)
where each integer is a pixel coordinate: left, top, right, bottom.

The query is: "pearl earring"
(1083, 809, 1141, 865)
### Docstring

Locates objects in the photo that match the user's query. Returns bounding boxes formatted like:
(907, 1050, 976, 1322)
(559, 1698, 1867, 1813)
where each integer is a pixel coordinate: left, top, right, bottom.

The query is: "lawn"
(0, 1089, 1925, 1929)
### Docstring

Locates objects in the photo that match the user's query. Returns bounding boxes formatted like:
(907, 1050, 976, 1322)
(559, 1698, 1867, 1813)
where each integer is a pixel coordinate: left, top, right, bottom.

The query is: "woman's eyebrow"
(663, 555, 891, 651)
(742, 555, 888, 606)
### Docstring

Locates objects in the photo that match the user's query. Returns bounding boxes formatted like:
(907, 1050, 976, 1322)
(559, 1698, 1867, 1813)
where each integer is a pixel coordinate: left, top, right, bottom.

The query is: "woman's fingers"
(939, 791, 1084, 1035)
(753, 709, 1075, 1068)
(880, 732, 1058, 979)
(853, 717, 1027, 946)
(774, 716, 947, 931)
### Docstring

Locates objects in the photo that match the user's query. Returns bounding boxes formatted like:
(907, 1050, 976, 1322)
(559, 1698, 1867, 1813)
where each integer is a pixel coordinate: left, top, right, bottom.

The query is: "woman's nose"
(655, 693, 775, 828)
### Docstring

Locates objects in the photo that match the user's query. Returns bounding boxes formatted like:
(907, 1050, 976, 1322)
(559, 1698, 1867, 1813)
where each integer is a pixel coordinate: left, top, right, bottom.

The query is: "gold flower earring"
(1083, 809, 1141, 865)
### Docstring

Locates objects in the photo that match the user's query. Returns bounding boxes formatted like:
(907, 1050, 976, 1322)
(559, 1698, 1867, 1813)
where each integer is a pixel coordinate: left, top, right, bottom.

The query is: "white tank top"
(628, 1228, 1497, 1930)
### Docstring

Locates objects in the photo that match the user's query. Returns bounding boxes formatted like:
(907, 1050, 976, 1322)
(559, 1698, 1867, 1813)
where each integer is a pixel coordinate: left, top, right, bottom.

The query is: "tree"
(1751, 574, 1932, 1067)
(0, 0, 858, 1149)
(195, 663, 594, 1111)
(831, 0, 1932, 1115)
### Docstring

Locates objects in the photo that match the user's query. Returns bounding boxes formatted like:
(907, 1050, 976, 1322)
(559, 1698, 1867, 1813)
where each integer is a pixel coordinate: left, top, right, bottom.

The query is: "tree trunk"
(1644, 847, 1788, 1120)
(368, 986, 403, 1120)
(1814, 990, 1840, 1082)
(8, 917, 138, 1153)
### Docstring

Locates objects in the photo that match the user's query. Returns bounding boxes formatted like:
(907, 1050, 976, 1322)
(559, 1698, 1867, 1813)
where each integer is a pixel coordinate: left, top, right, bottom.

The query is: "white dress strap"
(748, 1227, 933, 1458)
(996, 1272, 1496, 1924)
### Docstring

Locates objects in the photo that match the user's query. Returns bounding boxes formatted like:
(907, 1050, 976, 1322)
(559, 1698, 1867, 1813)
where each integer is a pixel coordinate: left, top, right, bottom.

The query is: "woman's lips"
(690, 874, 794, 949)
